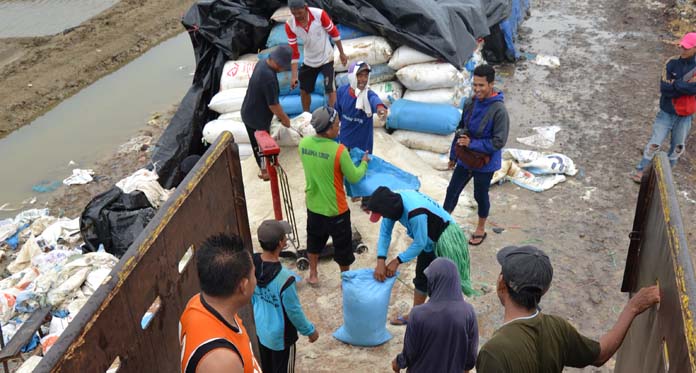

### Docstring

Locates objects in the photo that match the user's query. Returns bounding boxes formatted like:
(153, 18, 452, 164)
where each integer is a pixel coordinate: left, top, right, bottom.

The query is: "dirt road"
(0, 0, 194, 139)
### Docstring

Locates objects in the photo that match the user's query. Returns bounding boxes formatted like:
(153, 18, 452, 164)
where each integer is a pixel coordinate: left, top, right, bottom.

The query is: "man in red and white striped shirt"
(285, 0, 348, 111)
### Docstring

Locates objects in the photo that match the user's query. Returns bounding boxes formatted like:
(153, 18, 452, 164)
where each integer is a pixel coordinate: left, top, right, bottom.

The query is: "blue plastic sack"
(345, 148, 420, 197)
(336, 64, 395, 87)
(333, 268, 397, 346)
(258, 46, 304, 65)
(279, 94, 326, 116)
(21, 333, 39, 353)
(387, 99, 460, 135)
(267, 23, 304, 48)
(277, 71, 324, 96)
(336, 24, 370, 40)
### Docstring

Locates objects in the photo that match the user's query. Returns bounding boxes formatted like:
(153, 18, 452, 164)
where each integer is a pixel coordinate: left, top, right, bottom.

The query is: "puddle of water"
(0, 0, 119, 38)
(0, 32, 194, 219)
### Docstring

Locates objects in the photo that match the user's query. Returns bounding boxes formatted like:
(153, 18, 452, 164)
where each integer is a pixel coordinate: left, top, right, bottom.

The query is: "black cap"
(497, 245, 553, 293)
(257, 220, 291, 249)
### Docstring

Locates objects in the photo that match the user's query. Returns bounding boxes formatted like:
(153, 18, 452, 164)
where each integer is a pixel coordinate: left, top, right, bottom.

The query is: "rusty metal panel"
(35, 132, 257, 372)
(616, 153, 696, 373)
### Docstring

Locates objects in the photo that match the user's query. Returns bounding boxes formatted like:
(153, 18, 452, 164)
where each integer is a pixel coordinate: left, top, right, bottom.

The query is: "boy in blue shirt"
(252, 220, 318, 373)
(335, 61, 388, 153)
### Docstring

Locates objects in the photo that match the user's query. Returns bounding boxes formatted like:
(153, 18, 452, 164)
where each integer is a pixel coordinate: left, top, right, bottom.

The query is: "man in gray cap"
(298, 106, 369, 284)
(241, 44, 293, 181)
(476, 246, 660, 373)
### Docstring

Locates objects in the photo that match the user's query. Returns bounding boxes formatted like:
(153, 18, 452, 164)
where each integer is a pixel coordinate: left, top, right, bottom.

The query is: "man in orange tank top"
(179, 234, 262, 373)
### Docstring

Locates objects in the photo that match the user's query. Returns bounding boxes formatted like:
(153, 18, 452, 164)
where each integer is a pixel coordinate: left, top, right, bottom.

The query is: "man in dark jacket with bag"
(631, 32, 696, 183)
(444, 64, 509, 246)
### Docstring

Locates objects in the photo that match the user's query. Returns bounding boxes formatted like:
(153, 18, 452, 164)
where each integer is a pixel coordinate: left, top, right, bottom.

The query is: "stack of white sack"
(202, 112, 252, 160)
(333, 36, 393, 72)
(396, 60, 469, 106)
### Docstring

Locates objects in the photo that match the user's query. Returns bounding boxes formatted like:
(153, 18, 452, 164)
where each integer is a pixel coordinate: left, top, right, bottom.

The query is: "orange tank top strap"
(179, 294, 261, 373)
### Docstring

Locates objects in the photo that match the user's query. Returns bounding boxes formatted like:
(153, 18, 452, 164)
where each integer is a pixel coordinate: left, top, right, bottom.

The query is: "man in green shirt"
(299, 106, 369, 285)
(477, 245, 660, 373)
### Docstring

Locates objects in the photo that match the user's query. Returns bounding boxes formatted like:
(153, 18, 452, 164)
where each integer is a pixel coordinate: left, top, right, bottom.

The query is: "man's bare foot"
(630, 170, 643, 184)
(257, 170, 270, 181)
(308, 272, 319, 285)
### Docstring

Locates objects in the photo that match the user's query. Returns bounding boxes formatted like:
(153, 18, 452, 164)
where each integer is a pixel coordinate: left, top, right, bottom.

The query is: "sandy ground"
(0, 0, 194, 139)
(2, 0, 696, 371)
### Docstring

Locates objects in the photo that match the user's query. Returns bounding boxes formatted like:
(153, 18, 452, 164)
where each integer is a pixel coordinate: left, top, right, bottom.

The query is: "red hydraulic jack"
(253, 131, 308, 268)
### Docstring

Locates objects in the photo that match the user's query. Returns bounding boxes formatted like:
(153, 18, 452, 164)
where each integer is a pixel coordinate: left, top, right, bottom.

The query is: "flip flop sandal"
(469, 232, 487, 246)
(390, 315, 408, 326)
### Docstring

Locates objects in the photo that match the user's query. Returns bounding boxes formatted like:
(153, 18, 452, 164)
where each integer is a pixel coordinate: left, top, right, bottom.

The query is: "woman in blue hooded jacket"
(444, 64, 509, 246)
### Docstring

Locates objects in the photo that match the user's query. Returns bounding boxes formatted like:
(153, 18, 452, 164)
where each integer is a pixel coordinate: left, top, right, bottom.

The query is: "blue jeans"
(443, 165, 494, 218)
(636, 110, 693, 171)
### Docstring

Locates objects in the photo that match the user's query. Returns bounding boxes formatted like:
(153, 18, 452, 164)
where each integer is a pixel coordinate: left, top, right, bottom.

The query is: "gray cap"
(311, 106, 338, 133)
(269, 45, 292, 71)
(288, 0, 306, 9)
(257, 220, 291, 249)
(497, 245, 553, 293)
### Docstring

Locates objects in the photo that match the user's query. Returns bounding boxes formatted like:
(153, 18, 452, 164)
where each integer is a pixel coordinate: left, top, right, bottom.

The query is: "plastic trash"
(118, 136, 153, 154)
(532, 54, 560, 68)
(63, 169, 95, 186)
(492, 160, 567, 192)
(333, 36, 393, 72)
(13, 208, 50, 226)
(333, 268, 397, 346)
(7, 234, 43, 274)
(115, 169, 173, 209)
(38, 218, 81, 248)
(32, 181, 61, 193)
(386, 99, 460, 135)
(0, 219, 18, 242)
(344, 148, 421, 197)
(503, 148, 578, 176)
(516, 126, 562, 149)
(396, 62, 467, 91)
(388, 45, 438, 70)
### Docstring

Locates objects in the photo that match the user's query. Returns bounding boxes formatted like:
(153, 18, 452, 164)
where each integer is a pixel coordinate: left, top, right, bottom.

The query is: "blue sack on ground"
(333, 268, 397, 347)
(277, 71, 324, 96)
(280, 94, 325, 116)
(266, 23, 304, 48)
(336, 24, 370, 40)
(387, 99, 460, 135)
(345, 148, 420, 198)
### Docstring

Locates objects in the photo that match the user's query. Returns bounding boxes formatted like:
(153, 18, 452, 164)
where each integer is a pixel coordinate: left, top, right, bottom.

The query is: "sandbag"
(277, 71, 324, 96)
(220, 60, 257, 90)
(266, 23, 303, 48)
(208, 88, 247, 114)
(370, 81, 403, 106)
(238, 143, 253, 160)
(388, 45, 438, 70)
(270, 6, 291, 23)
(336, 63, 395, 87)
(396, 62, 467, 90)
(403, 87, 465, 107)
(415, 150, 451, 171)
(270, 112, 315, 147)
(390, 130, 452, 154)
(333, 268, 396, 347)
(202, 119, 250, 145)
(218, 111, 242, 121)
(334, 36, 393, 72)
(336, 24, 370, 40)
(386, 99, 460, 135)
(280, 94, 325, 116)
(344, 148, 420, 198)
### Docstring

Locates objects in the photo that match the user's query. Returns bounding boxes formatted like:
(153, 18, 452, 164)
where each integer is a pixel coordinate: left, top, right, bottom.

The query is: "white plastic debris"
(492, 160, 566, 192)
(118, 136, 153, 154)
(516, 126, 562, 149)
(63, 169, 95, 185)
(503, 148, 578, 176)
(116, 169, 173, 208)
(532, 55, 560, 68)
(37, 218, 81, 247)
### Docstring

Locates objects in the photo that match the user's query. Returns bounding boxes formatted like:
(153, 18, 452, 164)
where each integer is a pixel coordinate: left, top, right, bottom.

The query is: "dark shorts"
(299, 62, 335, 94)
(306, 209, 354, 266)
(413, 250, 437, 294)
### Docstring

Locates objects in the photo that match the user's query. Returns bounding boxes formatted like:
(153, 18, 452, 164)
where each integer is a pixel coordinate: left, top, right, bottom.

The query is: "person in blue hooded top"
(335, 61, 388, 154)
(362, 186, 474, 326)
(444, 64, 509, 246)
(391, 258, 478, 373)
